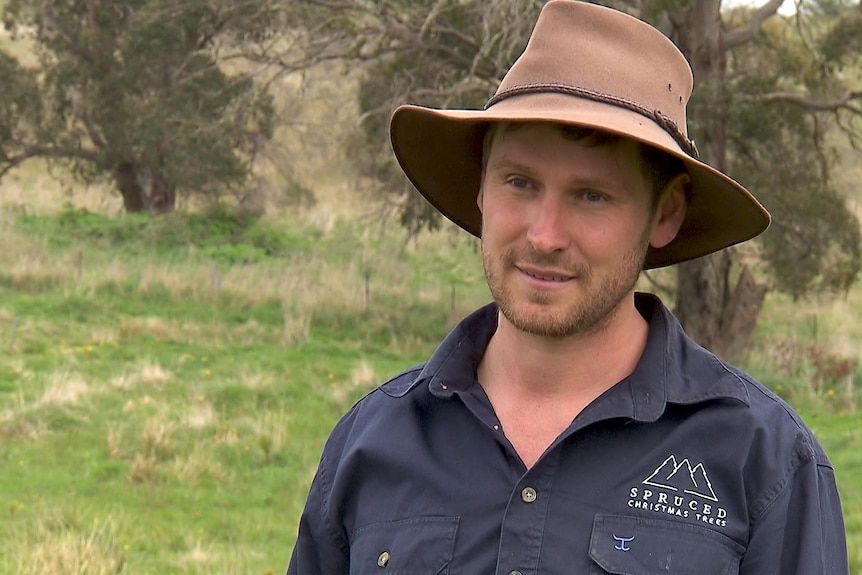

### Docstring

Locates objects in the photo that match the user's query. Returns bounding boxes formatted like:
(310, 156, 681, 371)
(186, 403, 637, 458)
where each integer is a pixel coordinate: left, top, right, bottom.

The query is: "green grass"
(0, 206, 488, 574)
(0, 206, 860, 572)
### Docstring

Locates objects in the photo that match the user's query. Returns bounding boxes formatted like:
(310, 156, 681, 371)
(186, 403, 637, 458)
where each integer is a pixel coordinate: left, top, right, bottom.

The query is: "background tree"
(311, 0, 862, 357)
(0, 0, 280, 214)
(663, 0, 862, 357)
(3, 0, 859, 356)
(270, 0, 543, 232)
(0, 51, 41, 172)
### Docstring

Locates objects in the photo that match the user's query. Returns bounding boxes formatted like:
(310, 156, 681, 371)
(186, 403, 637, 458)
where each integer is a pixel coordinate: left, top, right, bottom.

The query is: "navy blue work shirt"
(287, 293, 848, 574)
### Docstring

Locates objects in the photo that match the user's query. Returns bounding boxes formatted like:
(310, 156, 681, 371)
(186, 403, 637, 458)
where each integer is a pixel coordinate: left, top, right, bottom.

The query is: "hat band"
(486, 83, 699, 159)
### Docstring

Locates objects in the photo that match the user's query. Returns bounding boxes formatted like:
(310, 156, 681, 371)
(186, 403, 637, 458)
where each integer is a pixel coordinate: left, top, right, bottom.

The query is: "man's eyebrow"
(485, 156, 537, 175)
(486, 156, 617, 189)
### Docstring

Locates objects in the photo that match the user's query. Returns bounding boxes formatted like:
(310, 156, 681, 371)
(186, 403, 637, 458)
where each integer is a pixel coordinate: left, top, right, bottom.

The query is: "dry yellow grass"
(350, 359, 377, 388)
(177, 539, 216, 568)
(38, 372, 90, 406)
(238, 370, 275, 390)
(110, 361, 174, 390)
(116, 314, 282, 348)
(759, 291, 862, 364)
(170, 444, 232, 485)
(128, 453, 159, 484)
(251, 409, 291, 464)
(324, 359, 379, 410)
(185, 401, 217, 430)
(120, 395, 162, 415)
(106, 425, 124, 459)
(173, 540, 266, 575)
(0, 158, 120, 216)
(282, 309, 312, 347)
(141, 418, 175, 461)
(9, 511, 125, 575)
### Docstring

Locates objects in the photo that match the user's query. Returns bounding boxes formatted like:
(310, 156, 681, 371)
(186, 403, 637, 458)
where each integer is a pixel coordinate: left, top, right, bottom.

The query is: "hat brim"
(390, 94, 770, 269)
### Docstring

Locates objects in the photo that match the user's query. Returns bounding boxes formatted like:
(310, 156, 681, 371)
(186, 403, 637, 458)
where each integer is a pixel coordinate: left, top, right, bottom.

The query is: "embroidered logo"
(643, 455, 718, 501)
(626, 454, 729, 528)
(613, 534, 635, 552)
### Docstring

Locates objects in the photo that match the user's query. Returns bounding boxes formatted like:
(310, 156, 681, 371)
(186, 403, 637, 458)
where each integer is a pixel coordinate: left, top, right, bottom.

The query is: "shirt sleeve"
(740, 456, 848, 575)
(286, 465, 350, 575)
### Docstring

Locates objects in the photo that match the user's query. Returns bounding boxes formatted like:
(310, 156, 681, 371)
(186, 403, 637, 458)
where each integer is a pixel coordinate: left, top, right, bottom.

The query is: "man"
(287, 1, 848, 573)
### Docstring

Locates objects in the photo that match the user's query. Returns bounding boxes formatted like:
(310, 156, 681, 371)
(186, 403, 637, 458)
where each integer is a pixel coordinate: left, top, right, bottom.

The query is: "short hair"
(481, 122, 690, 205)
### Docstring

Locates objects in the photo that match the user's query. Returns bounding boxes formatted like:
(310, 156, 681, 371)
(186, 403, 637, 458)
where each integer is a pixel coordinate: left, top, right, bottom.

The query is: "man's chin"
(499, 304, 576, 339)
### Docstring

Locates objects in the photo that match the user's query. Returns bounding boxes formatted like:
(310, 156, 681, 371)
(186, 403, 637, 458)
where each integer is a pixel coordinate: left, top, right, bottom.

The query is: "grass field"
(0, 203, 860, 573)
(0, 205, 489, 573)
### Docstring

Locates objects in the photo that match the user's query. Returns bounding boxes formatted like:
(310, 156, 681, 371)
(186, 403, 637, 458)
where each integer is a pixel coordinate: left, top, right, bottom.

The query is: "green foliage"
(638, 0, 696, 23)
(818, 2, 862, 66)
(14, 205, 313, 265)
(0, 0, 280, 212)
(0, 51, 40, 165)
(749, 341, 861, 413)
(725, 10, 862, 298)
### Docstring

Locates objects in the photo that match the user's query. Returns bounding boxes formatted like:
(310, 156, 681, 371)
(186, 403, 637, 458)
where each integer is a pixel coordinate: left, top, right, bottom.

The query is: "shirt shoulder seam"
(378, 363, 427, 398)
(749, 448, 823, 525)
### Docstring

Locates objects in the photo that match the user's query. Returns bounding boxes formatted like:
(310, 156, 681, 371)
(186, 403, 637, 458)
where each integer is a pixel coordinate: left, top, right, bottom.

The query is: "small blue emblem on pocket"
(613, 534, 635, 552)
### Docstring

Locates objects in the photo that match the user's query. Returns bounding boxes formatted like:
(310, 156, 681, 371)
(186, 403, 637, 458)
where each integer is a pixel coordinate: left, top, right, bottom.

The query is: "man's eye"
(506, 176, 531, 189)
(583, 191, 607, 203)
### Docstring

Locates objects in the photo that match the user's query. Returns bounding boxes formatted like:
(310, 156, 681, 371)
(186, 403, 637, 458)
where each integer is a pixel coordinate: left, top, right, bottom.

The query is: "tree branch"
(723, 0, 784, 50)
(0, 144, 99, 180)
(745, 90, 862, 113)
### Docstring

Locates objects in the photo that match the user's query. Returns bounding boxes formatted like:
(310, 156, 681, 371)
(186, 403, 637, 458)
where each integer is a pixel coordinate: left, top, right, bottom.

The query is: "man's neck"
(475, 295, 650, 469)
(479, 296, 650, 399)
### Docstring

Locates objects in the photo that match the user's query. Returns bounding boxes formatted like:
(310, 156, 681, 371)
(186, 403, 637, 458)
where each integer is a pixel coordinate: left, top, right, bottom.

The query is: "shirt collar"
(622, 292, 750, 422)
(420, 303, 498, 397)
(419, 293, 750, 421)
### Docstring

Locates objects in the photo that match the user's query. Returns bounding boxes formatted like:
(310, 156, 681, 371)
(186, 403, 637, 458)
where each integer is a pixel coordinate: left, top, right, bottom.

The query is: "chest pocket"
(349, 516, 459, 575)
(589, 514, 745, 575)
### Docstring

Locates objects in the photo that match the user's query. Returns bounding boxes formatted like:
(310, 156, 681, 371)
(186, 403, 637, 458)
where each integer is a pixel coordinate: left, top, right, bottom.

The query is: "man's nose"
(525, 195, 570, 253)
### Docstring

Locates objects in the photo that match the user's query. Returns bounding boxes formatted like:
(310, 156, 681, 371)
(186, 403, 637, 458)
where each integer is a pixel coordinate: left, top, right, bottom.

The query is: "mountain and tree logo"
(642, 455, 718, 502)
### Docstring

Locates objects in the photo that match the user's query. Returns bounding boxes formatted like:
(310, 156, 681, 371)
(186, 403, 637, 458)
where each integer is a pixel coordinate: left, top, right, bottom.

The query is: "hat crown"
(494, 1, 693, 141)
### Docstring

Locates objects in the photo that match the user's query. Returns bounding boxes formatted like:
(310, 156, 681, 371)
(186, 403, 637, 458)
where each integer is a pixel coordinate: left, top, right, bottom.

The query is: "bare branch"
(0, 144, 99, 180)
(723, 0, 784, 50)
(419, 0, 449, 38)
(745, 90, 862, 113)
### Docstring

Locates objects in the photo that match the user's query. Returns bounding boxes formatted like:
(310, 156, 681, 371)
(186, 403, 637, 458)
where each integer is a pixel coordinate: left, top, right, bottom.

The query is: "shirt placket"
(495, 448, 561, 575)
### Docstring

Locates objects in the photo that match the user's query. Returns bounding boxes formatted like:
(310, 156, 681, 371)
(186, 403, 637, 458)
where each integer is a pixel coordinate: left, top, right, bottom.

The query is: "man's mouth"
(519, 267, 573, 282)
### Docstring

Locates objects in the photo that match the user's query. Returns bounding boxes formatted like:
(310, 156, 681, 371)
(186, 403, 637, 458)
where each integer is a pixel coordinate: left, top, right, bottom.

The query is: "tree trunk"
(667, 0, 768, 359)
(675, 255, 767, 359)
(113, 161, 176, 215)
(719, 264, 769, 359)
(675, 252, 731, 353)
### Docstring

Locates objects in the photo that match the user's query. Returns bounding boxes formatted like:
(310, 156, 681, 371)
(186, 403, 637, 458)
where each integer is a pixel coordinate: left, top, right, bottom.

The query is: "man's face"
(478, 122, 667, 338)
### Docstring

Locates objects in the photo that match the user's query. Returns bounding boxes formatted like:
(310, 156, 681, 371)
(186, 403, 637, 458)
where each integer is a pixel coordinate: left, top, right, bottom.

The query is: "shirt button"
(521, 487, 537, 503)
(509, 571, 523, 575)
(377, 551, 390, 567)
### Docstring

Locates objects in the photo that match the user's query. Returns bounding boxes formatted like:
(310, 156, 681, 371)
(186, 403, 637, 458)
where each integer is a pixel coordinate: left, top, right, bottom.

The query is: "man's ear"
(649, 174, 689, 249)
(476, 183, 485, 214)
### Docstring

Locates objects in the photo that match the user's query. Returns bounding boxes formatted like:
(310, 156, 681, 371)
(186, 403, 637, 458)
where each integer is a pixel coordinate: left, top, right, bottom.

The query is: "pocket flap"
(589, 514, 744, 575)
(350, 516, 459, 575)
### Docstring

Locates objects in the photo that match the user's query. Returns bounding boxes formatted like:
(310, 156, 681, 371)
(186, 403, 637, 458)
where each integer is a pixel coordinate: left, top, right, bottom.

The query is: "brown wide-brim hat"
(389, 0, 771, 269)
